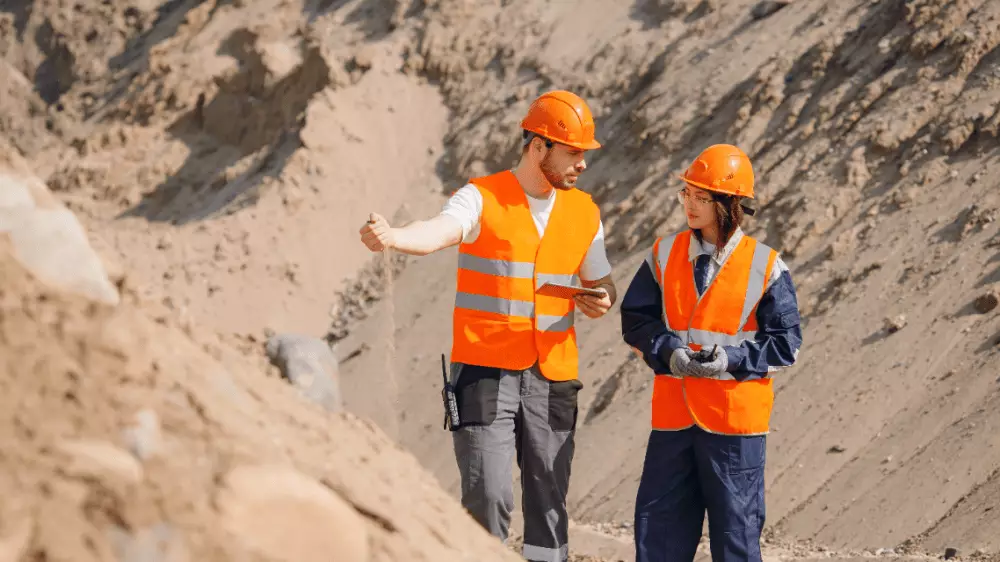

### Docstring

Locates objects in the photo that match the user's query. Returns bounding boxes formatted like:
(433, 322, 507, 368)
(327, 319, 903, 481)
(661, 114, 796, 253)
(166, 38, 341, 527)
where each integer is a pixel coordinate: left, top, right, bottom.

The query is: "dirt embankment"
(3, 0, 449, 338)
(0, 163, 521, 561)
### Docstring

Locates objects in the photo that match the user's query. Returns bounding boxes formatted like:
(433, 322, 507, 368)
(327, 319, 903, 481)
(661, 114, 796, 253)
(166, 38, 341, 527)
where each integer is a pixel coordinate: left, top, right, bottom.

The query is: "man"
(359, 90, 616, 562)
(619, 144, 803, 562)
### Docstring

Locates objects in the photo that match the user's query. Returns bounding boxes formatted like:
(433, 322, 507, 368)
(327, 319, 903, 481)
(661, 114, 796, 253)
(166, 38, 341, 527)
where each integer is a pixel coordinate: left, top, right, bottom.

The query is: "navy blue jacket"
(620, 237, 803, 381)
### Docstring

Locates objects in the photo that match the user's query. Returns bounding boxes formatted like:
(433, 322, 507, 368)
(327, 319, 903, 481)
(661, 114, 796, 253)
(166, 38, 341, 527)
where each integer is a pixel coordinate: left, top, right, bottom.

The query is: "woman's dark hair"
(696, 193, 746, 253)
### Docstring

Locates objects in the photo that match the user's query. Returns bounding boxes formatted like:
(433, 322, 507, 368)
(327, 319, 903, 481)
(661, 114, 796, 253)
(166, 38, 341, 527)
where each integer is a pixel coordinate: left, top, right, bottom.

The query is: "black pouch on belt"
(452, 363, 503, 426)
(441, 354, 461, 431)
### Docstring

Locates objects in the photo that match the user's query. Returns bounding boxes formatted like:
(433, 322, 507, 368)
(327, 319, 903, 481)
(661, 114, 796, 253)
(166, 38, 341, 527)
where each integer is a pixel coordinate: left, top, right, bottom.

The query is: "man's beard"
(540, 152, 577, 190)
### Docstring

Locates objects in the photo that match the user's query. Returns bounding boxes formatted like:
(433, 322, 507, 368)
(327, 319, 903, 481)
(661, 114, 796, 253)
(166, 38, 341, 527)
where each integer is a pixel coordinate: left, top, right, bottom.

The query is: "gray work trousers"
(451, 362, 582, 562)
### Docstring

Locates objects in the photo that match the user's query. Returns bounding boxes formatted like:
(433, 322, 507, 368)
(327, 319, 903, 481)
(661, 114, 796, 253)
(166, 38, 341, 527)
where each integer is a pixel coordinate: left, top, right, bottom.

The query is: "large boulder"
(0, 149, 119, 305)
(265, 333, 343, 413)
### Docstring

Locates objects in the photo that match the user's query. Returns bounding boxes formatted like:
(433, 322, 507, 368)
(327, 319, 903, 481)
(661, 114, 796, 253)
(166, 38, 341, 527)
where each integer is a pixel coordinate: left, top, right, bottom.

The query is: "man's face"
(538, 142, 588, 190)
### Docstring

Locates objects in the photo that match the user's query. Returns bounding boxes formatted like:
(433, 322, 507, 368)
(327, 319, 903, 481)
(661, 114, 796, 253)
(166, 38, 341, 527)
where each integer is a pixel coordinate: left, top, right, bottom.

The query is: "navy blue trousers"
(634, 427, 766, 562)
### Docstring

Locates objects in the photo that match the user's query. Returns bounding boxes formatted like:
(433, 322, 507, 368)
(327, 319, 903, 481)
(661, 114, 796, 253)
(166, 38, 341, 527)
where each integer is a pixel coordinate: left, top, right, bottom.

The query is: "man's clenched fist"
(359, 212, 394, 252)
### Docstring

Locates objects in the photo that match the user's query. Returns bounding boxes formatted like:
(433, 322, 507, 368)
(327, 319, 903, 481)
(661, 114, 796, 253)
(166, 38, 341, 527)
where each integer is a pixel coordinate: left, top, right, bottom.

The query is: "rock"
(884, 315, 906, 333)
(846, 146, 872, 188)
(827, 444, 846, 453)
(108, 523, 189, 562)
(0, 170, 120, 305)
(216, 465, 368, 562)
(974, 290, 998, 314)
(265, 333, 343, 413)
(750, 0, 791, 21)
(890, 187, 919, 209)
(56, 440, 143, 485)
(258, 40, 303, 84)
(944, 547, 958, 560)
(122, 409, 163, 461)
(353, 45, 377, 71)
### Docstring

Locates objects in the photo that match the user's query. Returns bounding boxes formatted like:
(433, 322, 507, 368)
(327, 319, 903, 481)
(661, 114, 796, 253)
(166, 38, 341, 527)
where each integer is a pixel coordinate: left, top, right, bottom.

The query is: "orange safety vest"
(450, 171, 600, 382)
(649, 229, 778, 435)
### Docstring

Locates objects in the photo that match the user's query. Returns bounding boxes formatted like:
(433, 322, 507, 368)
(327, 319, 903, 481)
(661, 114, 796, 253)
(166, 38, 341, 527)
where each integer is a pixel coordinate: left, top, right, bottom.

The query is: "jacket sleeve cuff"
(654, 335, 684, 371)
(723, 345, 745, 373)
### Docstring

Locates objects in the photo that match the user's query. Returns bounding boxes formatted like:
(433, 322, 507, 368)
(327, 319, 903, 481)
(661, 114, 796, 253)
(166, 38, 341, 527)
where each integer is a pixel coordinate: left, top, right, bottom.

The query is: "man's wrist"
(595, 281, 615, 304)
(386, 227, 401, 250)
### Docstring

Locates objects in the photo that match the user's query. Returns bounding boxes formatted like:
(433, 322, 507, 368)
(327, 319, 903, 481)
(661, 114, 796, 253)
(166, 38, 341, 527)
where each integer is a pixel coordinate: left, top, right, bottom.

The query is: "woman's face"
(678, 184, 717, 230)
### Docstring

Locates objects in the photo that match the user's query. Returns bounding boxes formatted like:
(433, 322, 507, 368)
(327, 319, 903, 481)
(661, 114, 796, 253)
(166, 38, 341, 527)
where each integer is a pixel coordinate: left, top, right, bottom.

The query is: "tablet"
(536, 282, 606, 299)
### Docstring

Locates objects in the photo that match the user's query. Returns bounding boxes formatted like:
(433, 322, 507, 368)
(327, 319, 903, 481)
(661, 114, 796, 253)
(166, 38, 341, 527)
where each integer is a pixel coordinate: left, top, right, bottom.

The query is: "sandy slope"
(3, 0, 1000, 559)
(0, 169, 523, 561)
(4, 0, 449, 337)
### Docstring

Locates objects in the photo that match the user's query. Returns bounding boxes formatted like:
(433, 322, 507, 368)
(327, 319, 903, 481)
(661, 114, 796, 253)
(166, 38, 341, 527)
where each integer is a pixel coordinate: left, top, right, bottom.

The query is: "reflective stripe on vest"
(451, 171, 599, 381)
(453, 292, 572, 333)
(650, 229, 778, 435)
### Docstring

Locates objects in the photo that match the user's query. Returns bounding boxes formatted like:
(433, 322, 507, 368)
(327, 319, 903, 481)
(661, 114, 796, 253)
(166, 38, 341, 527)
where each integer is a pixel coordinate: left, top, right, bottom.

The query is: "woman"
(619, 144, 804, 562)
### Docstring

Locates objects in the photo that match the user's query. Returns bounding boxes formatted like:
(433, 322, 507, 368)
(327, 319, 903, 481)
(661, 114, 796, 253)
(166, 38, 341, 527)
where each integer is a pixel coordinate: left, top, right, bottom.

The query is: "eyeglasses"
(677, 189, 714, 206)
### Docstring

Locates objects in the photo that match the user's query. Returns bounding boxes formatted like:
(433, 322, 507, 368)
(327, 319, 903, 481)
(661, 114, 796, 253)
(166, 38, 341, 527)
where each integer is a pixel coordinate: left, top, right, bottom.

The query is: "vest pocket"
(454, 364, 504, 426)
(548, 379, 584, 431)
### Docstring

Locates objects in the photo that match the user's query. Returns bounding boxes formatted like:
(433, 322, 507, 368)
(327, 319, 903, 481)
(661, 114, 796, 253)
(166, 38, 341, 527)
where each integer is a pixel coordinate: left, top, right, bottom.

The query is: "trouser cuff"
(522, 543, 568, 562)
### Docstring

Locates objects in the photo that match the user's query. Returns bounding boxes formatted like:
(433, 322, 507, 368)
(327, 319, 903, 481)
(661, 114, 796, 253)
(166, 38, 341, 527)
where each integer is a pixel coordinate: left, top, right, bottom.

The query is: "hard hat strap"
(522, 130, 555, 150)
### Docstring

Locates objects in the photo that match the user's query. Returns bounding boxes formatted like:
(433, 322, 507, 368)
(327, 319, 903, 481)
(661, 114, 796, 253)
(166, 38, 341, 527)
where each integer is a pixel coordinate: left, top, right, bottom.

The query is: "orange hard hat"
(680, 144, 755, 199)
(520, 90, 601, 150)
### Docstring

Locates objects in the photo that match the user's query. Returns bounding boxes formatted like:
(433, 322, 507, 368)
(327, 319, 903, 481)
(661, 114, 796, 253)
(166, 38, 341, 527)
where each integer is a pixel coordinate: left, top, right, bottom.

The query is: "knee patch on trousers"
(547, 379, 583, 431)
(454, 364, 504, 426)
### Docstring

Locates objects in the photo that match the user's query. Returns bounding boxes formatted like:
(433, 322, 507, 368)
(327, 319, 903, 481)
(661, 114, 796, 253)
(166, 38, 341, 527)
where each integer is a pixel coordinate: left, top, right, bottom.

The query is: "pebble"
(56, 439, 143, 484)
(884, 315, 907, 333)
(217, 465, 369, 562)
(108, 523, 188, 562)
(353, 45, 376, 71)
(122, 408, 162, 461)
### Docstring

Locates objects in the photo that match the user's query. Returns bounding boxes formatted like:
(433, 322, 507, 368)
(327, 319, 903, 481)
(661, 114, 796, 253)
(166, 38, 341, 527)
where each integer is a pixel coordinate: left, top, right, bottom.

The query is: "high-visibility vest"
(450, 171, 600, 382)
(650, 229, 778, 435)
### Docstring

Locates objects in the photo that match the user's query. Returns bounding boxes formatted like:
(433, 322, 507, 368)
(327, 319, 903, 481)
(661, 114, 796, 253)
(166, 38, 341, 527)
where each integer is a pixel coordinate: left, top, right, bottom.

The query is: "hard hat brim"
(679, 176, 754, 199)
(573, 138, 602, 150)
(522, 127, 602, 150)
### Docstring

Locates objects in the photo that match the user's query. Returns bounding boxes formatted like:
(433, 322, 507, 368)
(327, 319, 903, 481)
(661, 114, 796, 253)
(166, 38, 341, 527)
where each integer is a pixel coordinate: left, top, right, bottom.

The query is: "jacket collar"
(688, 227, 744, 266)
